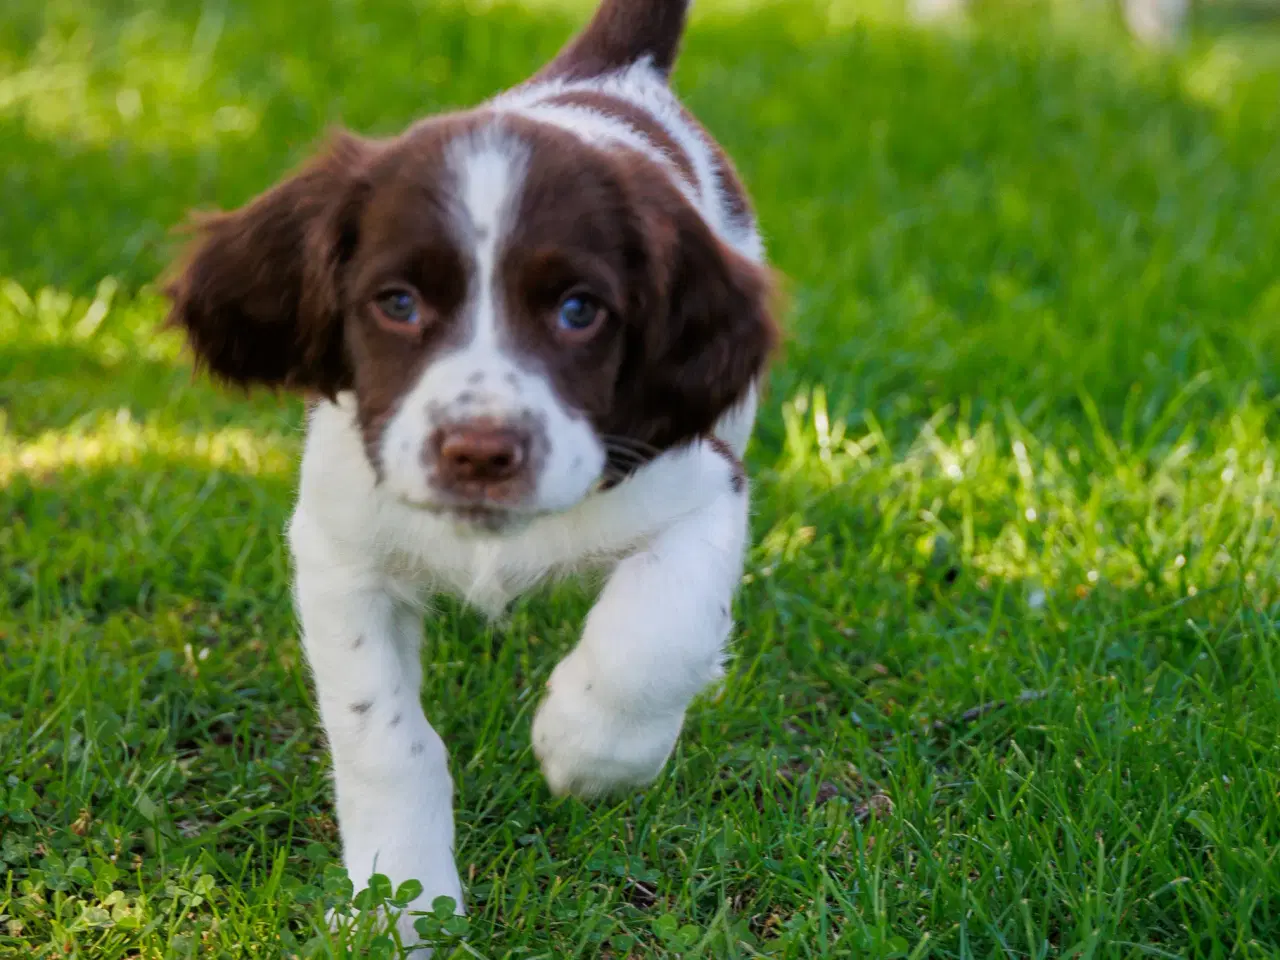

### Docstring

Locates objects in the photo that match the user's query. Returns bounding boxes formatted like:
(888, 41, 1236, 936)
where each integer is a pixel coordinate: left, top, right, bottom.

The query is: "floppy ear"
(164, 133, 373, 396)
(622, 197, 780, 449)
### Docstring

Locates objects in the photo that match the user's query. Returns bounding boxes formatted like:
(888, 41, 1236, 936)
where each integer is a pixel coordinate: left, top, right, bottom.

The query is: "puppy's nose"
(435, 423, 529, 486)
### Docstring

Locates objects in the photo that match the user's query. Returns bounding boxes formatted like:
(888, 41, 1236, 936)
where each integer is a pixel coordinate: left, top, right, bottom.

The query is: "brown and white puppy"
(166, 0, 777, 941)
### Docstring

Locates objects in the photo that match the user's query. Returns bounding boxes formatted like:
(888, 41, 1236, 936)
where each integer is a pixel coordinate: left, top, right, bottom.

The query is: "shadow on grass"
(1, 339, 306, 440)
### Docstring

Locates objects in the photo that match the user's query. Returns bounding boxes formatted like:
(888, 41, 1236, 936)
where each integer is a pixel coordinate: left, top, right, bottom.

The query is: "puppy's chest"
(373, 508, 615, 616)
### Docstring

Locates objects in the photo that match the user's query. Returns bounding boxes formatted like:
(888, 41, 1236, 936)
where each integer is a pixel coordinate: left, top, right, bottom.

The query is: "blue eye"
(557, 294, 604, 334)
(374, 289, 420, 326)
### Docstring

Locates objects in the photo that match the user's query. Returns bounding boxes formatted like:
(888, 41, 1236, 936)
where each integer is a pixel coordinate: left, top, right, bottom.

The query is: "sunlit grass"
(0, 13, 261, 150)
(772, 386, 1280, 599)
(3, 0, 1280, 957)
(0, 416, 295, 485)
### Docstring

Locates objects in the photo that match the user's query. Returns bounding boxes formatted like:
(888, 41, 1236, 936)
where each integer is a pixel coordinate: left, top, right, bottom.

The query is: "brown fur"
(496, 117, 776, 457)
(536, 0, 691, 81)
(164, 132, 376, 397)
(341, 117, 480, 471)
(542, 89, 699, 188)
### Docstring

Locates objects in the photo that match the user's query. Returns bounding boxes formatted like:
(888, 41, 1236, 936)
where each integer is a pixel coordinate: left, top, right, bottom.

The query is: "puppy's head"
(166, 5, 775, 533)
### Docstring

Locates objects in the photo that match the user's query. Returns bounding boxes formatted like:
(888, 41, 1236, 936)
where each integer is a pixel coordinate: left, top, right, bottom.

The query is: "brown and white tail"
(537, 0, 692, 82)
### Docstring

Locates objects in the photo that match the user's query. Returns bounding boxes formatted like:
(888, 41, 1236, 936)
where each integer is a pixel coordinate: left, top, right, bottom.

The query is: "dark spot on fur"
(351, 700, 373, 715)
(410, 740, 426, 756)
(707, 437, 747, 494)
(352, 635, 365, 650)
(468, 371, 485, 385)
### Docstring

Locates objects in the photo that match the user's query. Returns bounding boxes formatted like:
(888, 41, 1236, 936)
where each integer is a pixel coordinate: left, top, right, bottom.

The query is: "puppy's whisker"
(601, 440, 660, 472)
(604, 450, 649, 469)
(600, 435, 662, 459)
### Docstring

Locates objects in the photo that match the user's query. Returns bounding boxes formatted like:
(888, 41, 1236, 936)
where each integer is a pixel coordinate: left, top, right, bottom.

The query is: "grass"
(2, 0, 1280, 956)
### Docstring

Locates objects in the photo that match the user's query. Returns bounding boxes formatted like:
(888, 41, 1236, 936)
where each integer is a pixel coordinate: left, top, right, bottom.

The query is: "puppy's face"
(167, 114, 775, 531)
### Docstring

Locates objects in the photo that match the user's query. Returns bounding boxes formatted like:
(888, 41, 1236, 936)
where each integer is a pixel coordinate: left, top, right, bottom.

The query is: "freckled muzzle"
(422, 408, 550, 510)
(377, 345, 606, 522)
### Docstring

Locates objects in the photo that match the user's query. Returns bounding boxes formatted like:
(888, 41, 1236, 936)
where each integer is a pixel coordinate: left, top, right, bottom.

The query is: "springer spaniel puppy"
(166, 0, 777, 941)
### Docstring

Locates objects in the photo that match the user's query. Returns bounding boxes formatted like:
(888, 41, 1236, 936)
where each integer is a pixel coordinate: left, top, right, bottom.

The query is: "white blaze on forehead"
(448, 126, 529, 349)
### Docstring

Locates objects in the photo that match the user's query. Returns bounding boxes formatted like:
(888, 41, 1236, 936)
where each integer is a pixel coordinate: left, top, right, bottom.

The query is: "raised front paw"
(531, 654, 684, 798)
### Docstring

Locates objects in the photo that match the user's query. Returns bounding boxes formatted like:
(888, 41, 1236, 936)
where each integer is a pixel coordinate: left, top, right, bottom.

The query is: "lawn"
(3, 0, 1280, 956)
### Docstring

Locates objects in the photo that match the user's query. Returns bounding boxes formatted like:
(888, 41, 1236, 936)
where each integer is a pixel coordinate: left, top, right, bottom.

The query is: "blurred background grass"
(2, 1, 1280, 957)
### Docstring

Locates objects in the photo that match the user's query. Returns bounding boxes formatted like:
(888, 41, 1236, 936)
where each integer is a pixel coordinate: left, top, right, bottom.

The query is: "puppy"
(166, 0, 777, 942)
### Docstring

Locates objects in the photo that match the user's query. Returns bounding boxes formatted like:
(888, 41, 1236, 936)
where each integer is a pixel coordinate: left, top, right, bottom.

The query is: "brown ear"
(619, 197, 780, 450)
(164, 133, 373, 395)
(535, 0, 691, 82)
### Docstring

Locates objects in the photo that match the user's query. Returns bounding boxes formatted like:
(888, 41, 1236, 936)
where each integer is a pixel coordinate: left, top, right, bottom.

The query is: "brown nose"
(435, 424, 529, 487)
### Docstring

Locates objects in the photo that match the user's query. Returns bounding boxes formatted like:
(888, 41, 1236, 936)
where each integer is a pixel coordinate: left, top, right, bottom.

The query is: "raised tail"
(536, 0, 692, 82)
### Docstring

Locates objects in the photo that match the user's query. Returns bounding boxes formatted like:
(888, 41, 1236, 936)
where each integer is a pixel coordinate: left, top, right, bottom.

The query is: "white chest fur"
(292, 394, 754, 615)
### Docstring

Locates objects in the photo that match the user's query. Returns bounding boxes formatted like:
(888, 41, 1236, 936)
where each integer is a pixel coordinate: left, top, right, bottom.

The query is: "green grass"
(3, 0, 1280, 956)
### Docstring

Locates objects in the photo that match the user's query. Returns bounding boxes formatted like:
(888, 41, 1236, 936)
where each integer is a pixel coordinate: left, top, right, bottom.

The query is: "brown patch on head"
(491, 119, 637, 443)
(599, 152, 777, 454)
(536, 0, 691, 82)
(339, 118, 479, 469)
(542, 89, 698, 188)
(494, 117, 777, 466)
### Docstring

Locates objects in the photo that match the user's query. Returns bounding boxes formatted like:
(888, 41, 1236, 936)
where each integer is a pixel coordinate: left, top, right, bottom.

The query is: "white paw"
(532, 654, 684, 798)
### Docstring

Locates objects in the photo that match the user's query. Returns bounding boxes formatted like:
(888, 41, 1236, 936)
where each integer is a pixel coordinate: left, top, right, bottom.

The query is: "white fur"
(532, 478, 747, 796)
(289, 57, 765, 950)
(455, 131, 521, 351)
(291, 405, 749, 941)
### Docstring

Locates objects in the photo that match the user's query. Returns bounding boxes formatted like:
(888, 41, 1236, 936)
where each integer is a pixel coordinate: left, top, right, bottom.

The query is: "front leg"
(290, 513, 463, 945)
(532, 476, 748, 797)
